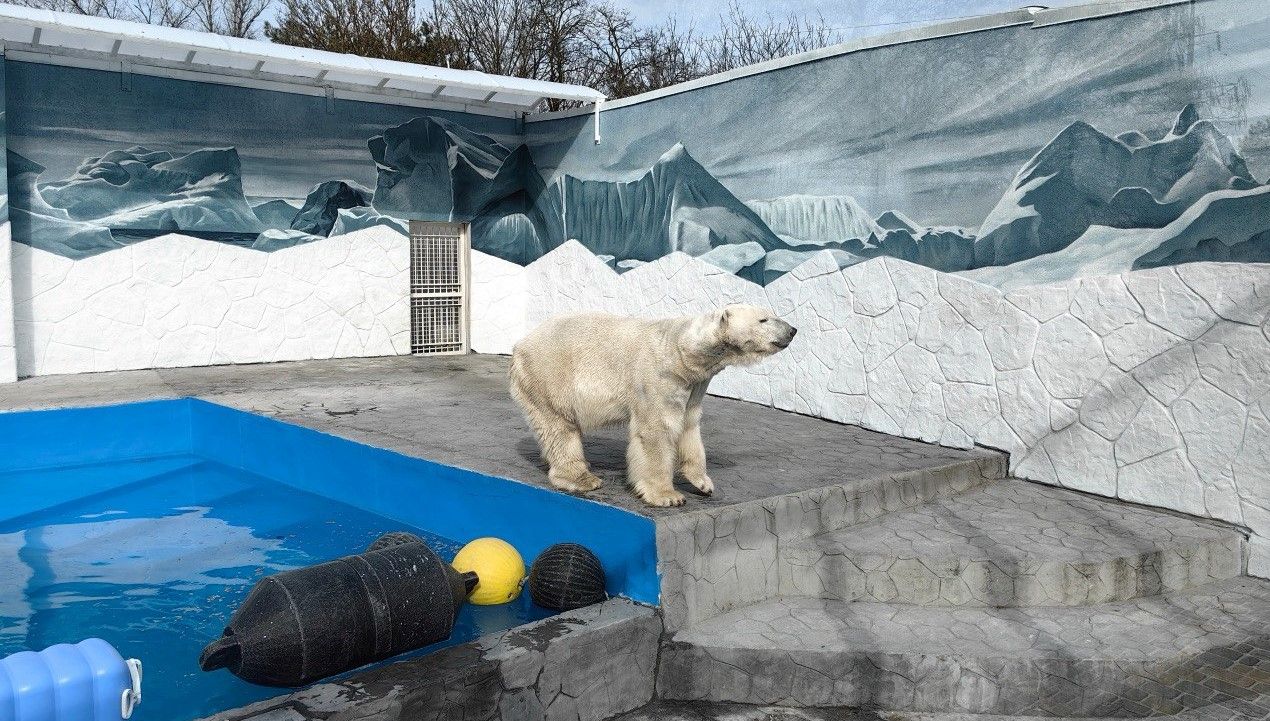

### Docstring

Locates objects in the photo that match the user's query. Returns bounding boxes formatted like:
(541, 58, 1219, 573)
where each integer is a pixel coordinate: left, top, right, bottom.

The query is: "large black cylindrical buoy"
(199, 533, 477, 687)
(527, 543, 607, 611)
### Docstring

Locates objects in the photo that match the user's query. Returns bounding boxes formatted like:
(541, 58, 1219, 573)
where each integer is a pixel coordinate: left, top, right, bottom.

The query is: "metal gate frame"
(408, 221, 470, 356)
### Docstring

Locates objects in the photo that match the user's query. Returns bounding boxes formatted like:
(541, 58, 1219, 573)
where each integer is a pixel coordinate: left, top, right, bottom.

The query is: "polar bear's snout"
(771, 320, 797, 350)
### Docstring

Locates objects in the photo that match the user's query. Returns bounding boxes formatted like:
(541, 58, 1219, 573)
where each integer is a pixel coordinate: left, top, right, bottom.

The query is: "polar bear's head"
(712, 304, 798, 366)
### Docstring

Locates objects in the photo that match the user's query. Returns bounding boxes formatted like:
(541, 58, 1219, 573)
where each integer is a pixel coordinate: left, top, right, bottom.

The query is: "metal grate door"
(409, 221, 469, 355)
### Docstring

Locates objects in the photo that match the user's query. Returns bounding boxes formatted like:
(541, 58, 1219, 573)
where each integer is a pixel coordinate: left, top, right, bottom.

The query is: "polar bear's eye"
(760, 319, 769, 323)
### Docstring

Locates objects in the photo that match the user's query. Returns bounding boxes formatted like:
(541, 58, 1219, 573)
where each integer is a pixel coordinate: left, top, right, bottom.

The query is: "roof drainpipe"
(593, 98, 604, 144)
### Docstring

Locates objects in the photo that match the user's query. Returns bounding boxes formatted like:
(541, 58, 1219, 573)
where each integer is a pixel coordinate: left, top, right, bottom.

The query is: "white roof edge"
(0, 3, 604, 104)
(527, 0, 1196, 122)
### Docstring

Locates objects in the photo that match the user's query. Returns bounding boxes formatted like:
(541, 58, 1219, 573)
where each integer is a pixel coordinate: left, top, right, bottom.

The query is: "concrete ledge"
(655, 455, 1006, 631)
(658, 577, 1270, 715)
(779, 480, 1245, 607)
(201, 598, 661, 721)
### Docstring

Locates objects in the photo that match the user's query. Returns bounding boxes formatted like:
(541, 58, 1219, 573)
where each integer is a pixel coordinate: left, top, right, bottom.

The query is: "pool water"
(0, 455, 551, 721)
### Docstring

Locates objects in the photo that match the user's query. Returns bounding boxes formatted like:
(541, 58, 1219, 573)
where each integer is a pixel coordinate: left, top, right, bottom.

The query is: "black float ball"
(528, 543, 607, 611)
(366, 531, 426, 552)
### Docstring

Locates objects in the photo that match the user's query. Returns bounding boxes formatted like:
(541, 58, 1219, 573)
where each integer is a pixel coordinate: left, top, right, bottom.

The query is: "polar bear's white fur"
(509, 305, 797, 507)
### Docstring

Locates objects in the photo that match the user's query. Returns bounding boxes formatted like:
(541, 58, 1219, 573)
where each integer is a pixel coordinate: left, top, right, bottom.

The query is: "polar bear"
(509, 305, 797, 507)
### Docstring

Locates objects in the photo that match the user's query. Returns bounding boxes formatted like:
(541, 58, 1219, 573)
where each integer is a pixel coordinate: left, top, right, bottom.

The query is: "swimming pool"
(0, 399, 657, 721)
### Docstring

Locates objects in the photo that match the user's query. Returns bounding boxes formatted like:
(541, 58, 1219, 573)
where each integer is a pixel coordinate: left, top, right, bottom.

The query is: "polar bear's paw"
(685, 474, 714, 495)
(550, 470, 603, 493)
(640, 487, 687, 507)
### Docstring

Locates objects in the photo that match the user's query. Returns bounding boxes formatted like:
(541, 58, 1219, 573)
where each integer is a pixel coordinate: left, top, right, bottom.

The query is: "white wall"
(0, 223, 16, 383)
(469, 250, 527, 355)
(11, 227, 411, 376)
(492, 242, 1270, 577)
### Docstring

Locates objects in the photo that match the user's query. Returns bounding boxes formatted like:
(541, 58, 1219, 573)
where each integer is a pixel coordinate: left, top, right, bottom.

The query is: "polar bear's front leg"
(677, 393, 713, 495)
(628, 407, 686, 507)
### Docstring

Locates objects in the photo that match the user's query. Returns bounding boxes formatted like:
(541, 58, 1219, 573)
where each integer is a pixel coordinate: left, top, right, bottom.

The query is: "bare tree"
(29, 0, 842, 103)
(16, 0, 198, 27)
(431, 0, 551, 77)
(696, 1, 840, 75)
(192, 0, 270, 37)
(534, 0, 593, 107)
(266, 0, 453, 64)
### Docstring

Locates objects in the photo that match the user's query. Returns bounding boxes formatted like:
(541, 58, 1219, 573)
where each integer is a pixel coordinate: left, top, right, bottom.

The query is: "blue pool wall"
(0, 399, 659, 606)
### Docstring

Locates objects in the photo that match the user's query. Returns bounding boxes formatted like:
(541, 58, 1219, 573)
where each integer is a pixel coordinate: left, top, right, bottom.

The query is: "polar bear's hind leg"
(510, 371, 602, 493)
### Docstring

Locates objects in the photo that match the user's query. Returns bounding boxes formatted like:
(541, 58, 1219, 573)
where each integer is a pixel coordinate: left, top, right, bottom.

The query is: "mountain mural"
(973, 105, 1260, 267)
(510, 105, 1266, 285)
(9, 144, 409, 257)
(745, 195, 883, 247)
(369, 116, 527, 221)
(11, 104, 1267, 287)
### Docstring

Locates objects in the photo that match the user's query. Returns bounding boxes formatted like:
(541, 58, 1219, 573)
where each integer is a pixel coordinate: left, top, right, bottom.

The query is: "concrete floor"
(0, 354, 996, 517)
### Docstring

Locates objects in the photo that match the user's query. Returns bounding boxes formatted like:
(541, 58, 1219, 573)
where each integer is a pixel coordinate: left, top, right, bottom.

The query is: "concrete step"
(779, 480, 1245, 607)
(610, 700, 881, 720)
(883, 706, 1270, 721)
(657, 576, 1270, 717)
(656, 453, 1007, 632)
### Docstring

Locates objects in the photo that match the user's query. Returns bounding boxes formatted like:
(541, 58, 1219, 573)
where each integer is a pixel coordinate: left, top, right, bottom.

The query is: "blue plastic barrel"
(0, 639, 141, 721)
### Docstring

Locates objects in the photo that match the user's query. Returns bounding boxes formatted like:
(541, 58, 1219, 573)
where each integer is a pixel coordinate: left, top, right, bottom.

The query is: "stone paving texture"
(659, 577, 1270, 716)
(780, 480, 1244, 607)
(198, 598, 661, 721)
(0, 354, 995, 520)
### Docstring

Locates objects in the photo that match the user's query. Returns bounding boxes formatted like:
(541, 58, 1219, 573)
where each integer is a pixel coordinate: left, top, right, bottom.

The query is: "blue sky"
(625, 0, 1087, 36)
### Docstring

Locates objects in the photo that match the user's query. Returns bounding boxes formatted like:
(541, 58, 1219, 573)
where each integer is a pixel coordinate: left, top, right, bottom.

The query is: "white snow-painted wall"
(0, 223, 16, 382)
(11, 227, 412, 375)
(469, 250, 527, 355)
(8, 226, 533, 376)
(470, 241, 1270, 577)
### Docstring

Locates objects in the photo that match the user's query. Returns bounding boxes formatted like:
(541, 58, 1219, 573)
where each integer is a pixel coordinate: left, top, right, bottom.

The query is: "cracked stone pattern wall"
(0, 223, 16, 383)
(202, 599, 661, 721)
(502, 242, 1270, 577)
(11, 227, 411, 377)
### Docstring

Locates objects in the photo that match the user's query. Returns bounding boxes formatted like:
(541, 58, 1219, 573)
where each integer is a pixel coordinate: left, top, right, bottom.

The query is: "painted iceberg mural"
(514, 106, 1267, 288)
(6, 0, 1268, 293)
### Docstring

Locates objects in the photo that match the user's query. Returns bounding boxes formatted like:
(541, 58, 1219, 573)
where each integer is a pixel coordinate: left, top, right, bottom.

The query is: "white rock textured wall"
(469, 250, 527, 355)
(12, 227, 410, 376)
(0, 223, 16, 383)
(517, 242, 1270, 577)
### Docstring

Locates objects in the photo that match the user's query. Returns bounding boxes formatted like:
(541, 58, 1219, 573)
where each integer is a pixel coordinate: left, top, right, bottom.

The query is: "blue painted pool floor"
(0, 456, 552, 721)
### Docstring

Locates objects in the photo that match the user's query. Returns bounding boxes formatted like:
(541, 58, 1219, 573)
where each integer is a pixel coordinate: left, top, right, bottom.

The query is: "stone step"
(779, 480, 1244, 607)
(610, 700, 881, 720)
(882, 706, 1270, 721)
(656, 453, 1007, 632)
(657, 576, 1270, 717)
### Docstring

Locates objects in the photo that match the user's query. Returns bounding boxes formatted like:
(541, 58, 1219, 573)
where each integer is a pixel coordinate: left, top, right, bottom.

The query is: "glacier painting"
(2, 60, 523, 258)
(4, 0, 1270, 289)
(522, 0, 1270, 287)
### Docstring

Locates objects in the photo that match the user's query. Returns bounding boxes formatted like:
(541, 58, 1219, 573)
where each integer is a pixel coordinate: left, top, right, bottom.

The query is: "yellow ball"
(451, 537, 525, 605)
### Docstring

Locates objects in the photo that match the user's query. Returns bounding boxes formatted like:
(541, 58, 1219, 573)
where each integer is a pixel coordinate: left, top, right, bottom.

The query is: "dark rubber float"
(199, 532, 476, 687)
(528, 543, 608, 611)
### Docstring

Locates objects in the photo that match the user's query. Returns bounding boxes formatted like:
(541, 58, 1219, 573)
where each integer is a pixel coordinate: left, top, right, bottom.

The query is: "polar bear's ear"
(719, 306, 732, 326)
